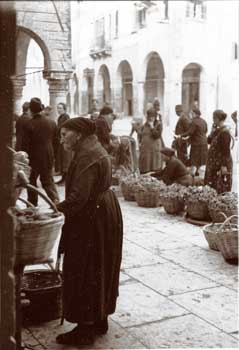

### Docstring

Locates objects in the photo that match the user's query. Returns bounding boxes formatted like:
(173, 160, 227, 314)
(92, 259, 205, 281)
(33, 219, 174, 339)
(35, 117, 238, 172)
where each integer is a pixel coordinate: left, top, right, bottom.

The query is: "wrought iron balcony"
(89, 41, 112, 59)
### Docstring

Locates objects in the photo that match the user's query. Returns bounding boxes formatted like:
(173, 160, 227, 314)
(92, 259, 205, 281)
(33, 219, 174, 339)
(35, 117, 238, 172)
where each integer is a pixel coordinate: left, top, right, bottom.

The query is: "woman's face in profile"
(60, 127, 80, 151)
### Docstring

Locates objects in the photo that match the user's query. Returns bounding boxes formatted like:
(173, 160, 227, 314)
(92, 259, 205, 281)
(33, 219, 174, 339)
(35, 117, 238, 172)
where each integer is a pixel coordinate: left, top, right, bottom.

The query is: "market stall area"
(20, 184, 238, 350)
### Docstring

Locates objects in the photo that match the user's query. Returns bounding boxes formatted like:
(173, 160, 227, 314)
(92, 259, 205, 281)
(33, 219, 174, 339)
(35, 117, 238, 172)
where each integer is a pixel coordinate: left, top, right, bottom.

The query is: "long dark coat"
(181, 116, 208, 167)
(15, 112, 31, 152)
(204, 126, 233, 193)
(57, 135, 123, 323)
(25, 113, 58, 172)
(173, 114, 191, 165)
(55, 113, 72, 173)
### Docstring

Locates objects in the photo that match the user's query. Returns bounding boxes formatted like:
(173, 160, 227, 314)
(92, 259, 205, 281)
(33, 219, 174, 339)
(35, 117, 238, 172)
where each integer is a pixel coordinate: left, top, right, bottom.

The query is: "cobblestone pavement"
(21, 184, 238, 349)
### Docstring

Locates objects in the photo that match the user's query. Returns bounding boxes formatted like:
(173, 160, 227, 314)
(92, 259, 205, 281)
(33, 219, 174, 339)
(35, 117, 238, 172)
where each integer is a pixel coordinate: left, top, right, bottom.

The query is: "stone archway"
(182, 62, 202, 114)
(96, 65, 111, 108)
(144, 52, 165, 113)
(116, 60, 133, 116)
(13, 1, 72, 118)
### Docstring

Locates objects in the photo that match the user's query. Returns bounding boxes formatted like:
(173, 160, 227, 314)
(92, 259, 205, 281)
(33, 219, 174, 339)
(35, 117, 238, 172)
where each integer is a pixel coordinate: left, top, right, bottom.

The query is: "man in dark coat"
(95, 106, 114, 151)
(25, 97, 59, 206)
(55, 102, 72, 184)
(15, 101, 31, 152)
(55, 117, 123, 347)
(172, 104, 191, 165)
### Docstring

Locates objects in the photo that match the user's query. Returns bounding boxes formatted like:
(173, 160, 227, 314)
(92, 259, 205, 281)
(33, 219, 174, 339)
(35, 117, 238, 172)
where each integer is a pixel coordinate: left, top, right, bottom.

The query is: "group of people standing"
(130, 99, 235, 194)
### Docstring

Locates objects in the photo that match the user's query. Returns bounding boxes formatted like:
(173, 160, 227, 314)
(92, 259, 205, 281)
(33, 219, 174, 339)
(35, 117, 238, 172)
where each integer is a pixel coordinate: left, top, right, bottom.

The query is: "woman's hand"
(221, 166, 228, 175)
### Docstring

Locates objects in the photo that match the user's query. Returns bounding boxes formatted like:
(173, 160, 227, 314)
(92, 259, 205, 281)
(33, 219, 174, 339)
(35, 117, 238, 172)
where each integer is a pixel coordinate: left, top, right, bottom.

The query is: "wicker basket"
(217, 215, 238, 263)
(209, 208, 238, 224)
(22, 267, 62, 324)
(163, 197, 185, 215)
(11, 185, 64, 266)
(202, 223, 220, 251)
(135, 190, 160, 208)
(186, 200, 210, 221)
(121, 182, 136, 201)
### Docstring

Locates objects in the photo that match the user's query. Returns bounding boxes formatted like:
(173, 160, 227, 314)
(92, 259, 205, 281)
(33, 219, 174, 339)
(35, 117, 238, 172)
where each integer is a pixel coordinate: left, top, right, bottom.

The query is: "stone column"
(134, 81, 145, 118)
(11, 78, 26, 115)
(44, 70, 72, 120)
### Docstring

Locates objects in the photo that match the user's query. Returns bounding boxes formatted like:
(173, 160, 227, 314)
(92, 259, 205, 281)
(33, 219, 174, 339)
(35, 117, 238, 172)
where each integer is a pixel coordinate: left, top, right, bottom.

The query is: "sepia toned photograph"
(0, 1, 238, 349)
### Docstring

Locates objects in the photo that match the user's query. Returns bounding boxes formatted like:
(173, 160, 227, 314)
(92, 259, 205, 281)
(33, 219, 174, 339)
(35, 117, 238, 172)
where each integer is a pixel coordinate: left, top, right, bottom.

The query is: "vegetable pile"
(134, 175, 166, 192)
(11, 207, 60, 222)
(209, 192, 238, 212)
(184, 185, 217, 204)
(160, 183, 188, 200)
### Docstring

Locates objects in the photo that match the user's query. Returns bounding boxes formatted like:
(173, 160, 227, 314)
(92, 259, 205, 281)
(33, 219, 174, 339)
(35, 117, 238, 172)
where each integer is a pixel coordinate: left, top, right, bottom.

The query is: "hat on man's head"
(175, 104, 183, 111)
(61, 117, 96, 136)
(160, 147, 175, 157)
(30, 97, 44, 114)
(153, 98, 160, 107)
(99, 106, 113, 116)
(22, 101, 30, 112)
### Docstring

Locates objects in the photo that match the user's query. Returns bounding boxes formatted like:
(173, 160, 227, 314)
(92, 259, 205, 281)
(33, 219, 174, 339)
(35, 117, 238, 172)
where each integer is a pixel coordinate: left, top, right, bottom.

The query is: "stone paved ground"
(21, 184, 238, 350)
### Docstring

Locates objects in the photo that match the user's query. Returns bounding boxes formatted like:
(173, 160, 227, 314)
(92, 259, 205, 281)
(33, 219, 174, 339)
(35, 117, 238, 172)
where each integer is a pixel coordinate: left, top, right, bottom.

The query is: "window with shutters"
(186, 0, 206, 20)
(95, 17, 105, 48)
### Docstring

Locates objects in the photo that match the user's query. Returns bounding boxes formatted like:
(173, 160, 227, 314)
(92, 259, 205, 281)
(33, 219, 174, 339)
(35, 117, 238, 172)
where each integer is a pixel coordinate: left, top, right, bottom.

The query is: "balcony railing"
(89, 40, 112, 59)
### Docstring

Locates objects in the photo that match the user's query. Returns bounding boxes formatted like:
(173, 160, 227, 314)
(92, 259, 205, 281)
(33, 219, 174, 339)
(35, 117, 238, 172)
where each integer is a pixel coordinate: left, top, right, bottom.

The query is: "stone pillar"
(11, 78, 26, 115)
(113, 86, 122, 114)
(44, 70, 72, 120)
(134, 81, 145, 118)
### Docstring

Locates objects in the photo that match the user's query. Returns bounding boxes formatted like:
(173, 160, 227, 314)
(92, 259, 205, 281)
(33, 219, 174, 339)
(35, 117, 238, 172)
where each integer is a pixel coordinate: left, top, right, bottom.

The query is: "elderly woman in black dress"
(204, 110, 233, 193)
(55, 117, 123, 347)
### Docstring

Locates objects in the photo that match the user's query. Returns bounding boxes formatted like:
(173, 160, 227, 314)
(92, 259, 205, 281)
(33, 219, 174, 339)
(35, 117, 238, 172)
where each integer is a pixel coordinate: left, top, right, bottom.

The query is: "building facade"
(71, 0, 239, 143)
(14, 0, 72, 117)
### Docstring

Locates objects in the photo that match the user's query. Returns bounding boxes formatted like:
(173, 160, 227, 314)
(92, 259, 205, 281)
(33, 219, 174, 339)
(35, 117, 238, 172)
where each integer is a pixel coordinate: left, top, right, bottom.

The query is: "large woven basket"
(135, 190, 160, 208)
(11, 185, 64, 266)
(121, 182, 136, 201)
(217, 215, 238, 263)
(186, 200, 210, 221)
(202, 223, 220, 251)
(163, 197, 185, 215)
(22, 266, 62, 324)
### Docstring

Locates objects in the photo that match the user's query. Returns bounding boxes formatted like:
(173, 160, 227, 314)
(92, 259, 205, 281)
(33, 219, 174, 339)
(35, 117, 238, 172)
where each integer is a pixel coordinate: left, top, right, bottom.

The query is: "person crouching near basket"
(151, 147, 193, 186)
(55, 117, 123, 347)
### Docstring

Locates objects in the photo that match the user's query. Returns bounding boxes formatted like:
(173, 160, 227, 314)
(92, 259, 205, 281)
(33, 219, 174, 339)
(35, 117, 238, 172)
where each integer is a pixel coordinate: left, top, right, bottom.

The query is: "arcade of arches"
(81, 54, 202, 119)
(13, 1, 72, 118)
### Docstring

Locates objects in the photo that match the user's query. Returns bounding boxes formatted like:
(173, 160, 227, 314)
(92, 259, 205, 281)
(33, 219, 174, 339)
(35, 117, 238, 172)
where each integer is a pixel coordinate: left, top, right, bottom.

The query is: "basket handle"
(26, 184, 59, 213)
(219, 214, 238, 231)
(17, 197, 35, 208)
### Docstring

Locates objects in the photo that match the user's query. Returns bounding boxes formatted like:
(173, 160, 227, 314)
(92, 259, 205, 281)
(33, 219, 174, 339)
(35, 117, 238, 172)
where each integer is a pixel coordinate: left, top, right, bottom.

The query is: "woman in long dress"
(55, 117, 123, 347)
(204, 110, 233, 193)
(138, 108, 163, 173)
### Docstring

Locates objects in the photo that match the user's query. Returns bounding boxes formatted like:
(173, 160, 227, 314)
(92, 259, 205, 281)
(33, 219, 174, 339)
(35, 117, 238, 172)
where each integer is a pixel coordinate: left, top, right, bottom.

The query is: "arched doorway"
(96, 65, 111, 108)
(116, 60, 133, 116)
(15, 27, 51, 114)
(144, 52, 165, 113)
(22, 38, 49, 106)
(182, 63, 202, 114)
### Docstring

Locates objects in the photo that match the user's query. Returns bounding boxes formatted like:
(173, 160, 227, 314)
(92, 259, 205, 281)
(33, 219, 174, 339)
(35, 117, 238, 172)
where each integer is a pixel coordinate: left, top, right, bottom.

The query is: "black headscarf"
(61, 117, 96, 136)
(160, 147, 175, 157)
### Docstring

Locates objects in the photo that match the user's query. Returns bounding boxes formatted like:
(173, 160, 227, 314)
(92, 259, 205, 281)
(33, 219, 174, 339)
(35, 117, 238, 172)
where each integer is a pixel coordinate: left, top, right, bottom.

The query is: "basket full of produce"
(134, 175, 166, 208)
(208, 192, 238, 223)
(120, 172, 140, 201)
(185, 186, 217, 221)
(160, 184, 187, 214)
(9, 187, 64, 266)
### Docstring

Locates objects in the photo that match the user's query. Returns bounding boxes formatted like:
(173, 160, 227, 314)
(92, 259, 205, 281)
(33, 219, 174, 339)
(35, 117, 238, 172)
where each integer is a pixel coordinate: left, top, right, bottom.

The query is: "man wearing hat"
(172, 104, 191, 165)
(15, 101, 31, 152)
(25, 97, 59, 206)
(151, 147, 193, 186)
(95, 106, 115, 151)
